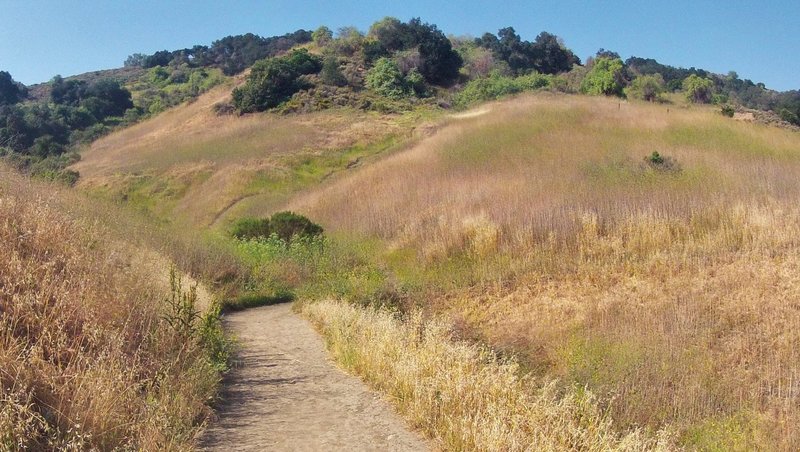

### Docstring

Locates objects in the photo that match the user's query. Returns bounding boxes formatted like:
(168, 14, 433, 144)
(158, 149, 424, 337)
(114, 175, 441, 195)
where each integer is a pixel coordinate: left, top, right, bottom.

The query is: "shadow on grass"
(222, 292, 295, 312)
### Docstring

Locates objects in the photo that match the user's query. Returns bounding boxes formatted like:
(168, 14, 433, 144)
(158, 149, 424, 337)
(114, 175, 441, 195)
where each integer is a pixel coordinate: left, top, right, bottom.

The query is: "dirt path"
(199, 303, 429, 451)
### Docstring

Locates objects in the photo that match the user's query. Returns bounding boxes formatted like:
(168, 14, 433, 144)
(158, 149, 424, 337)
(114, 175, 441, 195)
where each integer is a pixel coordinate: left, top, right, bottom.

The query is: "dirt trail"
(199, 303, 429, 451)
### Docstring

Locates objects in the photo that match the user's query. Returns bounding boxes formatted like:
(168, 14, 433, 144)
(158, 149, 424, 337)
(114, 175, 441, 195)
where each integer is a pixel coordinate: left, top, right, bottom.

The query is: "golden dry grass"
(303, 299, 673, 451)
(0, 167, 220, 450)
(286, 93, 800, 448)
(71, 83, 413, 227)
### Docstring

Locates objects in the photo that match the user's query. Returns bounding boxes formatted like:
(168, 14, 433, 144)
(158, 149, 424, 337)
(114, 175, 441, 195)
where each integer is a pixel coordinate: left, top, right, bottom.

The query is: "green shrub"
(366, 58, 409, 99)
(230, 211, 323, 241)
(222, 292, 295, 312)
(405, 69, 428, 97)
(230, 217, 272, 240)
(321, 54, 347, 87)
(644, 151, 681, 172)
(720, 104, 735, 117)
(778, 108, 799, 125)
(269, 211, 324, 241)
(712, 93, 729, 105)
(683, 74, 714, 103)
(454, 72, 551, 108)
(164, 268, 231, 372)
(625, 74, 665, 102)
(232, 49, 322, 112)
(581, 57, 626, 97)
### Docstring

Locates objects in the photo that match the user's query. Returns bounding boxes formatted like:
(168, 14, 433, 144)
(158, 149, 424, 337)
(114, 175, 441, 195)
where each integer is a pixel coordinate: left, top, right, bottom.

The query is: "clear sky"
(1, 0, 797, 90)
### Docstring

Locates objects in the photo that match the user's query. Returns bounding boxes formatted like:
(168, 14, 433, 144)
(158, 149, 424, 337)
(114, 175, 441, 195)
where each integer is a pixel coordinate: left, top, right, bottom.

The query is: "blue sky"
(1, 0, 797, 90)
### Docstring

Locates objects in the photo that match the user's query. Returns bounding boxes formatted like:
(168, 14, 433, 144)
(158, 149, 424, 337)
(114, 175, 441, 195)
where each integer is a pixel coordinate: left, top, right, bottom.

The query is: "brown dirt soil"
(199, 303, 429, 451)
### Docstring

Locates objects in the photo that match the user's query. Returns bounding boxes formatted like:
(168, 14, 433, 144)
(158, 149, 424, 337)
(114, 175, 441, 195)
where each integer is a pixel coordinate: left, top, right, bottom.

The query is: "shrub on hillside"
(778, 108, 799, 125)
(625, 74, 666, 102)
(232, 49, 322, 113)
(321, 54, 348, 87)
(721, 104, 735, 117)
(231, 211, 323, 241)
(366, 58, 411, 99)
(581, 57, 626, 97)
(230, 217, 272, 240)
(454, 72, 551, 108)
(270, 211, 323, 241)
(683, 74, 714, 103)
(643, 151, 681, 172)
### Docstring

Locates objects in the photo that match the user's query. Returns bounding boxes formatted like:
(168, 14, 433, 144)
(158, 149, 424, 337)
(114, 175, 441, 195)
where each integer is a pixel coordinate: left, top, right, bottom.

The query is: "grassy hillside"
(282, 94, 800, 449)
(72, 81, 437, 227)
(6, 15, 796, 451)
(67, 87, 800, 449)
(0, 166, 228, 449)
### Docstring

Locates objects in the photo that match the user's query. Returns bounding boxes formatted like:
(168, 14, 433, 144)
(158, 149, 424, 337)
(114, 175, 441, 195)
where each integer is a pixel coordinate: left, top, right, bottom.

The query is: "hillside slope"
(0, 166, 223, 449)
(70, 89, 800, 448)
(72, 82, 424, 227)
(282, 93, 800, 449)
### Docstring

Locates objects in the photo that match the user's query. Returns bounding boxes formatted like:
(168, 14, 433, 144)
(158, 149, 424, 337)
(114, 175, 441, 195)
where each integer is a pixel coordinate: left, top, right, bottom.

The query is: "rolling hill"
(70, 87, 800, 449)
(5, 14, 800, 451)
(72, 80, 433, 227)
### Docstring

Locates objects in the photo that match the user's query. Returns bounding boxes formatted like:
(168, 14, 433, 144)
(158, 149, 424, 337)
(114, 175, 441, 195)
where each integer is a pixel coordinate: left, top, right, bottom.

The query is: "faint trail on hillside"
(199, 303, 428, 452)
(208, 193, 261, 227)
(449, 107, 491, 119)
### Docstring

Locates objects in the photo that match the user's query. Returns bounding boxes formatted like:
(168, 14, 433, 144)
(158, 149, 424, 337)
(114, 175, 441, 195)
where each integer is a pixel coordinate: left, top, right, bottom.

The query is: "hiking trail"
(199, 303, 429, 451)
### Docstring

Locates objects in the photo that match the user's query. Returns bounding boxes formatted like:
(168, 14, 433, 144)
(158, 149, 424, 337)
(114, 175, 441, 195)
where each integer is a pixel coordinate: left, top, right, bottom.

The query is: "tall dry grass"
(303, 299, 673, 451)
(0, 167, 220, 450)
(288, 94, 800, 448)
(72, 82, 411, 227)
(288, 95, 800, 254)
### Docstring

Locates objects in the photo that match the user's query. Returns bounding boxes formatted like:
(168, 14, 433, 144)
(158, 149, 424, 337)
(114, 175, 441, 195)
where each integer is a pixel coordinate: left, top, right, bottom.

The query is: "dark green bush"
(231, 211, 323, 241)
(269, 211, 323, 241)
(232, 49, 322, 113)
(321, 54, 347, 87)
(644, 151, 681, 172)
(721, 105, 735, 117)
(222, 292, 295, 312)
(779, 108, 799, 126)
(230, 217, 272, 240)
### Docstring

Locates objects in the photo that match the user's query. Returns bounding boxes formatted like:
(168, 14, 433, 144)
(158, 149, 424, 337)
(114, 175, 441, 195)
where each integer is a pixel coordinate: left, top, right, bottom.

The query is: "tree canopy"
(364, 17, 462, 86)
(626, 74, 666, 102)
(683, 74, 714, 103)
(581, 57, 626, 97)
(476, 27, 579, 75)
(232, 49, 322, 112)
(125, 30, 313, 76)
(0, 71, 26, 106)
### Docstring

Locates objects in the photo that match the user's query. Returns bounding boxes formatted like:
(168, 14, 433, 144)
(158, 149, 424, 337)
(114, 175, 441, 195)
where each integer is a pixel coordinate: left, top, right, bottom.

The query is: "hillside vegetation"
(71, 82, 800, 448)
(4, 17, 799, 189)
(0, 166, 228, 449)
(4, 15, 800, 451)
(72, 81, 436, 227)
(283, 94, 800, 449)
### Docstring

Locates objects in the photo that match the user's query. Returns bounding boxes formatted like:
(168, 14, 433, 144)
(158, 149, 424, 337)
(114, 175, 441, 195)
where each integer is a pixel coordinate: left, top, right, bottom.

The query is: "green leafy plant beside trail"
(227, 219, 403, 312)
(164, 267, 231, 372)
